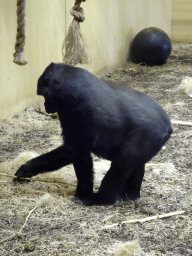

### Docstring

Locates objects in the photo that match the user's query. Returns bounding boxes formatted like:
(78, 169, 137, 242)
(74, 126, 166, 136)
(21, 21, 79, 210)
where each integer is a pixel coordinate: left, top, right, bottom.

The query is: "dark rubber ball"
(131, 27, 171, 66)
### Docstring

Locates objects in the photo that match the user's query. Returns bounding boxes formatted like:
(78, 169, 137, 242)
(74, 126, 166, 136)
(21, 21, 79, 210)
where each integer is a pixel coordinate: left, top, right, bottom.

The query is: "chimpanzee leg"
(120, 163, 145, 200)
(81, 160, 131, 205)
(73, 152, 93, 198)
(14, 145, 73, 180)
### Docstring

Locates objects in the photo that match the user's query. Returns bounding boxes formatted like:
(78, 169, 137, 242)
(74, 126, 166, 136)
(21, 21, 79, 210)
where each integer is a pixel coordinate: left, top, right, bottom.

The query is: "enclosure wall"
(172, 0, 192, 43)
(0, 0, 171, 119)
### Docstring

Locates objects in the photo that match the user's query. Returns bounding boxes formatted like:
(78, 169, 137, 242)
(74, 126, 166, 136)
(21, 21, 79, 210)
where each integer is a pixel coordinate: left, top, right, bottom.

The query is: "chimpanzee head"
(37, 63, 82, 114)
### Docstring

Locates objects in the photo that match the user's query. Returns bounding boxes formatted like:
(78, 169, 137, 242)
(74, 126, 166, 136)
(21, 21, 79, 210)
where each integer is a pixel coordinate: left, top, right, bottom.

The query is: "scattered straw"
(0, 204, 38, 244)
(0, 173, 76, 187)
(171, 120, 192, 126)
(0, 43, 192, 255)
(104, 211, 186, 229)
(0, 194, 60, 244)
(113, 240, 141, 256)
(179, 76, 192, 97)
(17, 205, 38, 236)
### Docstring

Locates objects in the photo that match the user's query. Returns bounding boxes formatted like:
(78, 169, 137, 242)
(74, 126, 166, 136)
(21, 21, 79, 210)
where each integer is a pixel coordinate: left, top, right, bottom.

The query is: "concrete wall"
(0, 0, 171, 119)
(172, 0, 192, 42)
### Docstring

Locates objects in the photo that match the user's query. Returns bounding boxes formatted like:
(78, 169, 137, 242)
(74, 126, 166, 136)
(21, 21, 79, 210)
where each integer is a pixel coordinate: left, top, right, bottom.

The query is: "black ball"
(130, 27, 171, 66)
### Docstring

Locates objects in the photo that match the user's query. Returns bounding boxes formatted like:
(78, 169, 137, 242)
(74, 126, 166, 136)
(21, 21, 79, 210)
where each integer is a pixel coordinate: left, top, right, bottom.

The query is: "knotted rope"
(62, 0, 91, 66)
(13, 0, 28, 66)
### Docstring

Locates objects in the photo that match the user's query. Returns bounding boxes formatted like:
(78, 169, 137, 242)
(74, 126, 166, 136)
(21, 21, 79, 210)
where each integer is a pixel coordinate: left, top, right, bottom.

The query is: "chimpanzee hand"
(14, 161, 37, 181)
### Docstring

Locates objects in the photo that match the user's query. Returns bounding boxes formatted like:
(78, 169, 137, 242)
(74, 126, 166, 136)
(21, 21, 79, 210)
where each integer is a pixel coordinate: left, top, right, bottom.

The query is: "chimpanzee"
(14, 63, 172, 205)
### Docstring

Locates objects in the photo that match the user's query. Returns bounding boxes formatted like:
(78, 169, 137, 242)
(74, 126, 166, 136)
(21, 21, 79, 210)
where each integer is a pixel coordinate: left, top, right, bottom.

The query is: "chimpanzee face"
(37, 63, 58, 114)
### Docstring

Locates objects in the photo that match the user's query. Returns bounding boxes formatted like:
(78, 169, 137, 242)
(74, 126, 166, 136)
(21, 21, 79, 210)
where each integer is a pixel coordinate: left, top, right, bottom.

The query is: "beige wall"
(0, 0, 66, 119)
(0, 0, 171, 119)
(172, 0, 192, 42)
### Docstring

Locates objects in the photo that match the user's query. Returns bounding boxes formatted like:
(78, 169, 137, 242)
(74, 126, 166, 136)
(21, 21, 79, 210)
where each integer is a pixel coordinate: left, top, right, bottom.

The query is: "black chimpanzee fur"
(14, 63, 172, 205)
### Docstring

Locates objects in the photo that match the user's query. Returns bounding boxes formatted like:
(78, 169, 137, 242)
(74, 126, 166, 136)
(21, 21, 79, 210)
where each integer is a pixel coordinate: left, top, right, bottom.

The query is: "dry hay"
(113, 240, 141, 256)
(179, 76, 192, 97)
(0, 43, 192, 255)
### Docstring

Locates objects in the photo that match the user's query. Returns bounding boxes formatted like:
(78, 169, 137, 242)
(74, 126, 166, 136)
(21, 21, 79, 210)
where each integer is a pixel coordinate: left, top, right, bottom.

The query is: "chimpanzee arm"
(14, 145, 73, 180)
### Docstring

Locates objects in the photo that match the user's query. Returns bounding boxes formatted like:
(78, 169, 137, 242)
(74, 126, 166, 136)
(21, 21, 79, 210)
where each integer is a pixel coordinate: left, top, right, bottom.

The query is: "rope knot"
(62, 0, 91, 66)
(70, 0, 86, 22)
(70, 5, 85, 22)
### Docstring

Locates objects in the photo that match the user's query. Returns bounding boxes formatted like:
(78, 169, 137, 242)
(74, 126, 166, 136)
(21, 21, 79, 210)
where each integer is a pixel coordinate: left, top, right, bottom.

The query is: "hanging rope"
(13, 0, 28, 66)
(62, 0, 91, 66)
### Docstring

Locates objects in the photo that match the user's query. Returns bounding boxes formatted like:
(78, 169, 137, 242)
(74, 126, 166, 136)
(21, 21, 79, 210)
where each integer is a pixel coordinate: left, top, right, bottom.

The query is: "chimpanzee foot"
(75, 183, 93, 199)
(119, 191, 140, 201)
(75, 193, 116, 206)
